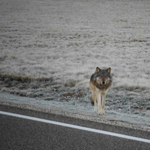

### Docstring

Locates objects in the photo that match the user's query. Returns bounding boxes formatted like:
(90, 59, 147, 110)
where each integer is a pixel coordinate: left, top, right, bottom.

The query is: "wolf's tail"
(91, 97, 94, 105)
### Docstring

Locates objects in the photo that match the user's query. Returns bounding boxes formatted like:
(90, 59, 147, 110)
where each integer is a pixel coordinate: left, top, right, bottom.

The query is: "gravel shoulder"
(0, 91, 150, 132)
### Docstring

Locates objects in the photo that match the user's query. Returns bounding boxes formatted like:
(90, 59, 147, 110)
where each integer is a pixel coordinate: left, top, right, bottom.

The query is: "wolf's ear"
(96, 67, 101, 73)
(106, 67, 111, 74)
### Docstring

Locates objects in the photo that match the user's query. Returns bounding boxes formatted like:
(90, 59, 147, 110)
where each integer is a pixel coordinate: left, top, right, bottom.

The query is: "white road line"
(0, 110, 150, 143)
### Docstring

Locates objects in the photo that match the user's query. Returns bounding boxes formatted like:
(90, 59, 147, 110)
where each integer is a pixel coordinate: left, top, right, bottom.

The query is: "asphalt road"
(0, 105, 150, 150)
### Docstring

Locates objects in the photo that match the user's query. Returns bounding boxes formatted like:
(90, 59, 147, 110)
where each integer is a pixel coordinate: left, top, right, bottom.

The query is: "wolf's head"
(95, 67, 112, 86)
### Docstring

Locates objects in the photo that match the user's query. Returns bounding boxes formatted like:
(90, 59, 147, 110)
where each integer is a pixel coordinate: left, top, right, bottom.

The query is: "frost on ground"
(0, 0, 150, 122)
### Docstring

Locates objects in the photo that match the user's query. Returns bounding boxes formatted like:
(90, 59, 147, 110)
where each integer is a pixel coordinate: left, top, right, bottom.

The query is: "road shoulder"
(0, 92, 150, 132)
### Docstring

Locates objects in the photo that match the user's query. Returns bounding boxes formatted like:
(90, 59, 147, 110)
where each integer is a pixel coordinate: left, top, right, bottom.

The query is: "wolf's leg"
(102, 92, 106, 114)
(97, 93, 103, 115)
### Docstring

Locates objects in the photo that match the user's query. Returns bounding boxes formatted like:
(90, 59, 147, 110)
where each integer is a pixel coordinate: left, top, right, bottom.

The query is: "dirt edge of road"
(0, 93, 150, 133)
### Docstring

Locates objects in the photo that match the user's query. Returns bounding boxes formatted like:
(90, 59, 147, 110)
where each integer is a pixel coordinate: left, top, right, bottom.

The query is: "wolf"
(90, 67, 112, 115)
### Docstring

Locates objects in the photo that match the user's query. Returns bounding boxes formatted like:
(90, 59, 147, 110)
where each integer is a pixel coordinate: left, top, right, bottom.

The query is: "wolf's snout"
(102, 81, 105, 85)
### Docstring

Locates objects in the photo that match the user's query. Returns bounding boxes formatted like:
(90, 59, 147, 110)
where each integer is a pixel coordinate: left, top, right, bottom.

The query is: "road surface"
(0, 105, 150, 150)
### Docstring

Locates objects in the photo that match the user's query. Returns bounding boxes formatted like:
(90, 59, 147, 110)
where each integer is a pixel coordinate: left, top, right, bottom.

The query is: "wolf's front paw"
(94, 107, 97, 113)
(98, 110, 103, 115)
(98, 110, 105, 115)
(102, 110, 105, 115)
